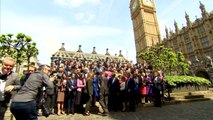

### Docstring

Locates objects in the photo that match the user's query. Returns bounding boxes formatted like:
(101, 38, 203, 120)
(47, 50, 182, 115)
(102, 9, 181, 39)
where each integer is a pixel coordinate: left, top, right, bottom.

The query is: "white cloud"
(1, 11, 130, 64)
(75, 12, 96, 23)
(53, 0, 102, 8)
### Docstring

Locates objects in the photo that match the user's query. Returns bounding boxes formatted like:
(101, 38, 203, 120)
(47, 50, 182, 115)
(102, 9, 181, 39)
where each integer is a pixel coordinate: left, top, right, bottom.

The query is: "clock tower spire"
(130, 0, 161, 62)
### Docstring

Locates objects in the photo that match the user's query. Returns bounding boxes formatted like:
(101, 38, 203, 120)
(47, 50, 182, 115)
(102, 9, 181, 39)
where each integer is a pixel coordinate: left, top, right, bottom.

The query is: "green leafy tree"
(139, 46, 189, 75)
(0, 34, 16, 58)
(176, 52, 189, 75)
(0, 33, 39, 72)
(25, 41, 39, 70)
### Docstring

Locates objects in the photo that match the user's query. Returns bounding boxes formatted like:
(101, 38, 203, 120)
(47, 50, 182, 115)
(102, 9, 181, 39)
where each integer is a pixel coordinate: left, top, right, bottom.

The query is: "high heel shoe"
(57, 110, 61, 115)
(61, 111, 65, 114)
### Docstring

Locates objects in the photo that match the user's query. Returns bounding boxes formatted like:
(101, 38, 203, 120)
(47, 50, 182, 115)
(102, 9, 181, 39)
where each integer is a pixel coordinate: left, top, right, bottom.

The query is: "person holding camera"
(10, 65, 54, 120)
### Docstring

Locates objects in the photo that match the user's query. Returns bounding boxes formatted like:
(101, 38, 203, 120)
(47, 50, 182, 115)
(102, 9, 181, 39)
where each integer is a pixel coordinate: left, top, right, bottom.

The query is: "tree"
(25, 41, 39, 70)
(0, 34, 16, 58)
(139, 46, 189, 75)
(176, 52, 189, 75)
(0, 33, 39, 72)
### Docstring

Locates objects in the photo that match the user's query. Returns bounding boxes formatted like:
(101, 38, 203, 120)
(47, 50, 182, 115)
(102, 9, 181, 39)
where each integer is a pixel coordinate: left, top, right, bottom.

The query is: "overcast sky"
(1, 0, 213, 64)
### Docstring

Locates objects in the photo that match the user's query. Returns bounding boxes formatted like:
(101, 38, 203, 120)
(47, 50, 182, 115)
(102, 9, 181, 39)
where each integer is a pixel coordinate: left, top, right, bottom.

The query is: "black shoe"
(83, 112, 90, 116)
(71, 112, 75, 115)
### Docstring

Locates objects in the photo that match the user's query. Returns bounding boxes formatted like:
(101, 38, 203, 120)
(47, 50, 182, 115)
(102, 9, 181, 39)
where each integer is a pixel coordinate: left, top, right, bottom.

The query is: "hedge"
(164, 76, 211, 88)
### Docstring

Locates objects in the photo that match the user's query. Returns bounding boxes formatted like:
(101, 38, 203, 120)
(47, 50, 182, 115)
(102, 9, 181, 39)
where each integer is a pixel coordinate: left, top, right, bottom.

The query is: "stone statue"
(205, 56, 213, 68)
(187, 60, 192, 66)
(195, 56, 199, 63)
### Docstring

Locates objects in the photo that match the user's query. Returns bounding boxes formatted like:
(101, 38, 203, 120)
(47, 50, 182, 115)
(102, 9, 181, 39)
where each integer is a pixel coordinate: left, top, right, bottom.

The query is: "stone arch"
(195, 70, 210, 80)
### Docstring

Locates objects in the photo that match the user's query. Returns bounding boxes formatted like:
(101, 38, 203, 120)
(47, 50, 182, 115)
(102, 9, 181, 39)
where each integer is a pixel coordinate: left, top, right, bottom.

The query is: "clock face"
(144, 0, 152, 6)
(132, 0, 137, 11)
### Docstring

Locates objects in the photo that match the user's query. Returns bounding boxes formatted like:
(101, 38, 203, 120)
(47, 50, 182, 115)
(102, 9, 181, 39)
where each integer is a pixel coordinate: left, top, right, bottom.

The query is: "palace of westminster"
(51, 0, 213, 67)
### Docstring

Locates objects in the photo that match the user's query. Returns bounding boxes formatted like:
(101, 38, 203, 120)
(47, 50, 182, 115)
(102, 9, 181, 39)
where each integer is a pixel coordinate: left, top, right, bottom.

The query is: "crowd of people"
(0, 57, 165, 120)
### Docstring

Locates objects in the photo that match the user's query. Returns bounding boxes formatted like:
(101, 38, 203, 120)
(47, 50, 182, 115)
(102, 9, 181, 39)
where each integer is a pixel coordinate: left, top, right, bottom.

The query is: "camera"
(37, 86, 51, 117)
(41, 103, 51, 117)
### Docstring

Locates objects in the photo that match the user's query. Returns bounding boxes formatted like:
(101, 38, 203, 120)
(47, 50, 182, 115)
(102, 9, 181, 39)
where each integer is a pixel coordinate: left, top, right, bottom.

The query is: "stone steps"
(166, 90, 213, 103)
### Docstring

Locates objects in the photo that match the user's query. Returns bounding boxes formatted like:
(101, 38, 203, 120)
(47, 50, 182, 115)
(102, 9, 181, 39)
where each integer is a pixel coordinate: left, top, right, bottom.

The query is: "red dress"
(140, 77, 147, 95)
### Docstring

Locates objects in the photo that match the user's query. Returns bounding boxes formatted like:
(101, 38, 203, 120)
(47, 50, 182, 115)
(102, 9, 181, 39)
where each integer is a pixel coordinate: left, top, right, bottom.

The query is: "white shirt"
(0, 71, 6, 101)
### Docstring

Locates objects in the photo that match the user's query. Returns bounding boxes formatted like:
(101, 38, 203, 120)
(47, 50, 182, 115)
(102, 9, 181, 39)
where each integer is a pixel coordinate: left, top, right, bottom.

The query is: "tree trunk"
(15, 63, 21, 73)
(27, 57, 30, 71)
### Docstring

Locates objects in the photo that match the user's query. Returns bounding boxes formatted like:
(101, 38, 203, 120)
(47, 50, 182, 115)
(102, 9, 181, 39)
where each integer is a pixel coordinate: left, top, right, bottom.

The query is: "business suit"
(66, 78, 77, 114)
(99, 76, 109, 113)
(153, 76, 163, 107)
(108, 75, 120, 111)
(127, 77, 136, 112)
(84, 77, 93, 114)
(0, 71, 20, 120)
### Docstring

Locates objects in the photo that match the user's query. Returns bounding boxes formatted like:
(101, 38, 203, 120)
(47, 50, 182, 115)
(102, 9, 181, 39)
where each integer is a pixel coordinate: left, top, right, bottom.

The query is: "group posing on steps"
(0, 57, 165, 120)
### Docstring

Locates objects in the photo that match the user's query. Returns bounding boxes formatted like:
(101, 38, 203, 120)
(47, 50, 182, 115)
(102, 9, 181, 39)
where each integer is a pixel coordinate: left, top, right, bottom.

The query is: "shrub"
(164, 76, 211, 88)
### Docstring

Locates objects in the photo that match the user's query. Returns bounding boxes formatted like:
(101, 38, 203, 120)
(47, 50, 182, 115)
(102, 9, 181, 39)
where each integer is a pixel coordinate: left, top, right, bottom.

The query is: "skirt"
(57, 91, 65, 102)
(140, 86, 147, 95)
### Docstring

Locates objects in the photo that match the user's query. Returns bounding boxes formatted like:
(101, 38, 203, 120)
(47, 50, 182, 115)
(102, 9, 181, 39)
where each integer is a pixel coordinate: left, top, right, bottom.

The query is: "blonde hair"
(2, 57, 16, 64)
(87, 72, 94, 81)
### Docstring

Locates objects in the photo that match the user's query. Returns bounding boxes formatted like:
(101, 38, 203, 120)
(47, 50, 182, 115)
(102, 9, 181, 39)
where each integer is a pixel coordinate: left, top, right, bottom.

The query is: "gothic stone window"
(201, 36, 210, 48)
(189, 55, 196, 62)
(197, 26, 205, 34)
(186, 43, 193, 53)
(173, 39, 178, 46)
(183, 33, 190, 41)
(204, 50, 213, 57)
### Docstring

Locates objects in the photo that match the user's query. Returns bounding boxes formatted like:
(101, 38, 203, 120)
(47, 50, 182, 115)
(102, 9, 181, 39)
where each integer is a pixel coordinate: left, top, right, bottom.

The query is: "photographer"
(0, 58, 20, 120)
(10, 65, 54, 120)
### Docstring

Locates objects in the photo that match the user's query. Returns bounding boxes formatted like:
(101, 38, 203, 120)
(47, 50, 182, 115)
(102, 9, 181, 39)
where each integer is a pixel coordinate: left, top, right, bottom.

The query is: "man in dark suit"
(99, 72, 109, 115)
(108, 74, 120, 111)
(0, 58, 21, 120)
(126, 72, 136, 112)
(66, 72, 77, 115)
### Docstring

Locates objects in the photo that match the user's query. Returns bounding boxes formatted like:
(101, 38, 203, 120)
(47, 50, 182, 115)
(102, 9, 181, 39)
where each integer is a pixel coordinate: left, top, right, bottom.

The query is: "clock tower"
(130, 0, 161, 61)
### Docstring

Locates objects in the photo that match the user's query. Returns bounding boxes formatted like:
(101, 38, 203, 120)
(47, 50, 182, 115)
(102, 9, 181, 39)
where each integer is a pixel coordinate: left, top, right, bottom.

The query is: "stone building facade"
(50, 43, 128, 65)
(161, 2, 213, 63)
(130, 0, 213, 63)
(130, 0, 213, 82)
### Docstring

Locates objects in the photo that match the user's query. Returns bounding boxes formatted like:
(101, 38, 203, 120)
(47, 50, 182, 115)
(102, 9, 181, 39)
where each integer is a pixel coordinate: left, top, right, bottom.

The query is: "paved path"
(37, 100, 213, 120)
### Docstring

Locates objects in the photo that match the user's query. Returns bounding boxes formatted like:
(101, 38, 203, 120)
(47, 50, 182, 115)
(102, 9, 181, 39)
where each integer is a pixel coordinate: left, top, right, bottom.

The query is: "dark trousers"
(153, 89, 162, 107)
(0, 102, 7, 120)
(10, 100, 38, 120)
(67, 92, 75, 114)
(75, 91, 84, 113)
(109, 93, 118, 111)
(99, 94, 109, 113)
(84, 95, 92, 113)
(46, 94, 56, 113)
(128, 92, 136, 111)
